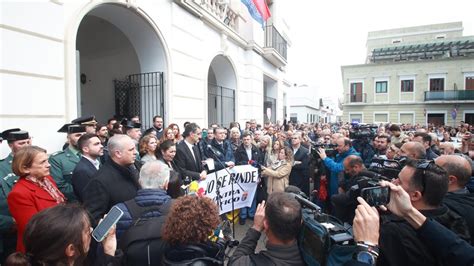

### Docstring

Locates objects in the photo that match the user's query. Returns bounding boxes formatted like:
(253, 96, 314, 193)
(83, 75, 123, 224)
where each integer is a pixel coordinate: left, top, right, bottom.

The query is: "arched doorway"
(207, 55, 237, 127)
(76, 4, 167, 128)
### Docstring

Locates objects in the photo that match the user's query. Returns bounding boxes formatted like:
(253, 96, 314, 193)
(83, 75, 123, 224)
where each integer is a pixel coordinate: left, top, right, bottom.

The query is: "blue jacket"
(114, 189, 171, 239)
(323, 147, 360, 196)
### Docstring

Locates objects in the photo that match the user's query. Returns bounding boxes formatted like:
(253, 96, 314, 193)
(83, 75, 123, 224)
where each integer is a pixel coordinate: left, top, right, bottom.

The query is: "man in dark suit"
(72, 133, 103, 202)
(207, 127, 235, 171)
(289, 132, 310, 196)
(175, 123, 207, 182)
(235, 131, 262, 224)
(83, 134, 140, 225)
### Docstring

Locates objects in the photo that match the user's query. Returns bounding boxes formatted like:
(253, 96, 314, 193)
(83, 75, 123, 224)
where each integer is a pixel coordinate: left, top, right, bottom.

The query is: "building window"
(375, 81, 388, 93)
(430, 78, 444, 91)
(350, 82, 363, 102)
(374, 113, 388, 123)
(466, 76, 474, 90)
(401, 79, 414, 92)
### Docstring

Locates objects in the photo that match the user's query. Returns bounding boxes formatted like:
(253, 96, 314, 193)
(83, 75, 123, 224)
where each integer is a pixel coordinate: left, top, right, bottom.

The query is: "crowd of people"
(0, 115, 473, 265)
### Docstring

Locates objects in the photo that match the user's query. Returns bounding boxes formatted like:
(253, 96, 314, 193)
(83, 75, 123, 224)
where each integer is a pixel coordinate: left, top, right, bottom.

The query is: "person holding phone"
(7, 146, 66, 252)
(5, 204, 119, 265)
(377, 159, 470, 266)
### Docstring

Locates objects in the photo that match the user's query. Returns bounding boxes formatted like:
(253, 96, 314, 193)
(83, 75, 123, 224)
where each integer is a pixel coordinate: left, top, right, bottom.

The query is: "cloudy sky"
(284, 0, 474, 103)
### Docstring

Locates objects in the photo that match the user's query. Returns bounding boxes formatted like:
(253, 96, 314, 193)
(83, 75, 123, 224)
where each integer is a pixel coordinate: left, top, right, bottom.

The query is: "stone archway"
(75, 4, 168, 128)
(207, 55, 237, 127)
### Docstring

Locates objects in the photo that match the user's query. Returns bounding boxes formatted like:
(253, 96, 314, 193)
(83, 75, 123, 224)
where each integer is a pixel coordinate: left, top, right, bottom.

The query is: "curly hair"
(162, 196, 220, 246)
(138, 134, 158, 157)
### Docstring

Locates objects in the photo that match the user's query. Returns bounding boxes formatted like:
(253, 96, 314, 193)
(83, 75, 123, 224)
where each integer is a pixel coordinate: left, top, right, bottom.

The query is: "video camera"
(368, 157, 407, 180)
(348, 170, 392, 203)
(286, 186, 354, 265)
(310, 142, 337, 160)
(349, 124, 377, 140)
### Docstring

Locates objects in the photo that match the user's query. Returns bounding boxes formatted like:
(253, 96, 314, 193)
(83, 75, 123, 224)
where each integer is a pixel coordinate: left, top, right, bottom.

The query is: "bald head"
(344, 155, 364, 177)
(436, 155, 472, 191)
(400, 142, 426, 160)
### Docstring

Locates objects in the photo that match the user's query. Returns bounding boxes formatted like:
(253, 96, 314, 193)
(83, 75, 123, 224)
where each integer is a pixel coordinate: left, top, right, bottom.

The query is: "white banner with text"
(198, 165, 258, 214)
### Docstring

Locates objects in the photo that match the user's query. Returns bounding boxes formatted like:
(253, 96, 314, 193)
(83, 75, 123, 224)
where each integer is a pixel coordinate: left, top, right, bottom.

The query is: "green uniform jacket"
(49, 146, 80, 202)
(0, 154, 19, 255)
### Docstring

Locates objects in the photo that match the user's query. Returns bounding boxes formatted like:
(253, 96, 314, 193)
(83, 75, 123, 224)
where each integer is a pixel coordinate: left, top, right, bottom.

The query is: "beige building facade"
(341, 22, 474, 126)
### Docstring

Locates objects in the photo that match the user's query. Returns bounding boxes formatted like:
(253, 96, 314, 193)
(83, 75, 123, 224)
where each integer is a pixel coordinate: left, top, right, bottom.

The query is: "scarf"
(25, 176, 66, 204)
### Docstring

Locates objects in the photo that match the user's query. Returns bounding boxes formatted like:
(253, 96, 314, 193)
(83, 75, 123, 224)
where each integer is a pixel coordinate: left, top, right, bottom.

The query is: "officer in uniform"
(72, 115, 98, 134)
(121, 119, 142, 162)
(0, 129, 31, 263)
(49, 124, 86, 202)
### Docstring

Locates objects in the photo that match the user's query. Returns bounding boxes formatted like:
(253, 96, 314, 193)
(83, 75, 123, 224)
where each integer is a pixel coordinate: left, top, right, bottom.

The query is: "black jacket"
(234, 144, 262, 166)
(443, 189, 474, 241)
(378, 205, 470, 266)
(174, 141, 204, 181)
(289, 146, 310, 196)
(83, 158, 140, 225)
(228, 228, 304, 266)
(206, 139, 235, 171)
(72, 156, 99, 203)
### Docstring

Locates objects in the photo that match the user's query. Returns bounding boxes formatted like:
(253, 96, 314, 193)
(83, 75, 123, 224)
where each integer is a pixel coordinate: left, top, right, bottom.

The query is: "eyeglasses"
(414, 160, 434, 194)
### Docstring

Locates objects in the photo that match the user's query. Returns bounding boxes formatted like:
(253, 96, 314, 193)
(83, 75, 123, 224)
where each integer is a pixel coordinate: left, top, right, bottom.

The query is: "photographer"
(317, 137, 360, 197)
(378, 159, 470, 266)
(228, 193, 304, 265)
(346, 188, 474, 266)
(380, 181, 474, 266)
(331, 155, 371, 223)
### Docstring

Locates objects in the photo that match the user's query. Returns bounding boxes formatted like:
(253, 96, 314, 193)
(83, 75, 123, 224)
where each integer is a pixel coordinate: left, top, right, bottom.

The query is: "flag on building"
(241, 0, 271, 27)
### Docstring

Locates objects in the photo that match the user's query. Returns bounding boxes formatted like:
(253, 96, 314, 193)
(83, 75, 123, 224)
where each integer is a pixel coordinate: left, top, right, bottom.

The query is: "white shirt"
(184, 139, 196, 162)
(83, 155, 100, 170)
(245, 146, 252, 160)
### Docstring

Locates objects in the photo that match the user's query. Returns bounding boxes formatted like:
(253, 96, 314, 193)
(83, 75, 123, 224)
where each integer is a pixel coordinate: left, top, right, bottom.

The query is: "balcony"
(263, 25, 287, 68)
(344, 93, 367, 104)
(424, 90, 474, 101)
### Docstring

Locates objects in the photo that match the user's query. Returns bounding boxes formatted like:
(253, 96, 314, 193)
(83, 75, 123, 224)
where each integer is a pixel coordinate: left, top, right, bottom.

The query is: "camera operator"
(345, 186, 474, 266)
(228, 192, 304, 265)
(378, 159, 470, 266)
(331, 155, 371, 223)
(317, 137, 360, 197)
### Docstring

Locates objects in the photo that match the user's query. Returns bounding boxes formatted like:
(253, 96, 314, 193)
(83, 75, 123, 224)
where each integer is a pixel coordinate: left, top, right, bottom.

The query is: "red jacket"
(7, 176, 60, 252)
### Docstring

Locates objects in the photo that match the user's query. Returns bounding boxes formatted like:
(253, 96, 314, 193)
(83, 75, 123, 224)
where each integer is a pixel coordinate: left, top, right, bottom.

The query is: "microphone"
(207, 144, 222, 157)
(284, 185, 321, 212)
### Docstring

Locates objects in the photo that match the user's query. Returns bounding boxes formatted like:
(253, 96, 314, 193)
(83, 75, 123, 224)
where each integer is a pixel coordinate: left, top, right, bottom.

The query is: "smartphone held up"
(92, 206, 124, 242)
(361, 186, 390, 207)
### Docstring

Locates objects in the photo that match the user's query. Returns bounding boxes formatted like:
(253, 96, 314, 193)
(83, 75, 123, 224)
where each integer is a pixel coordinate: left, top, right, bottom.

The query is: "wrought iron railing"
(345, 93, 367, 103)
(265, 25, 287, 60)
